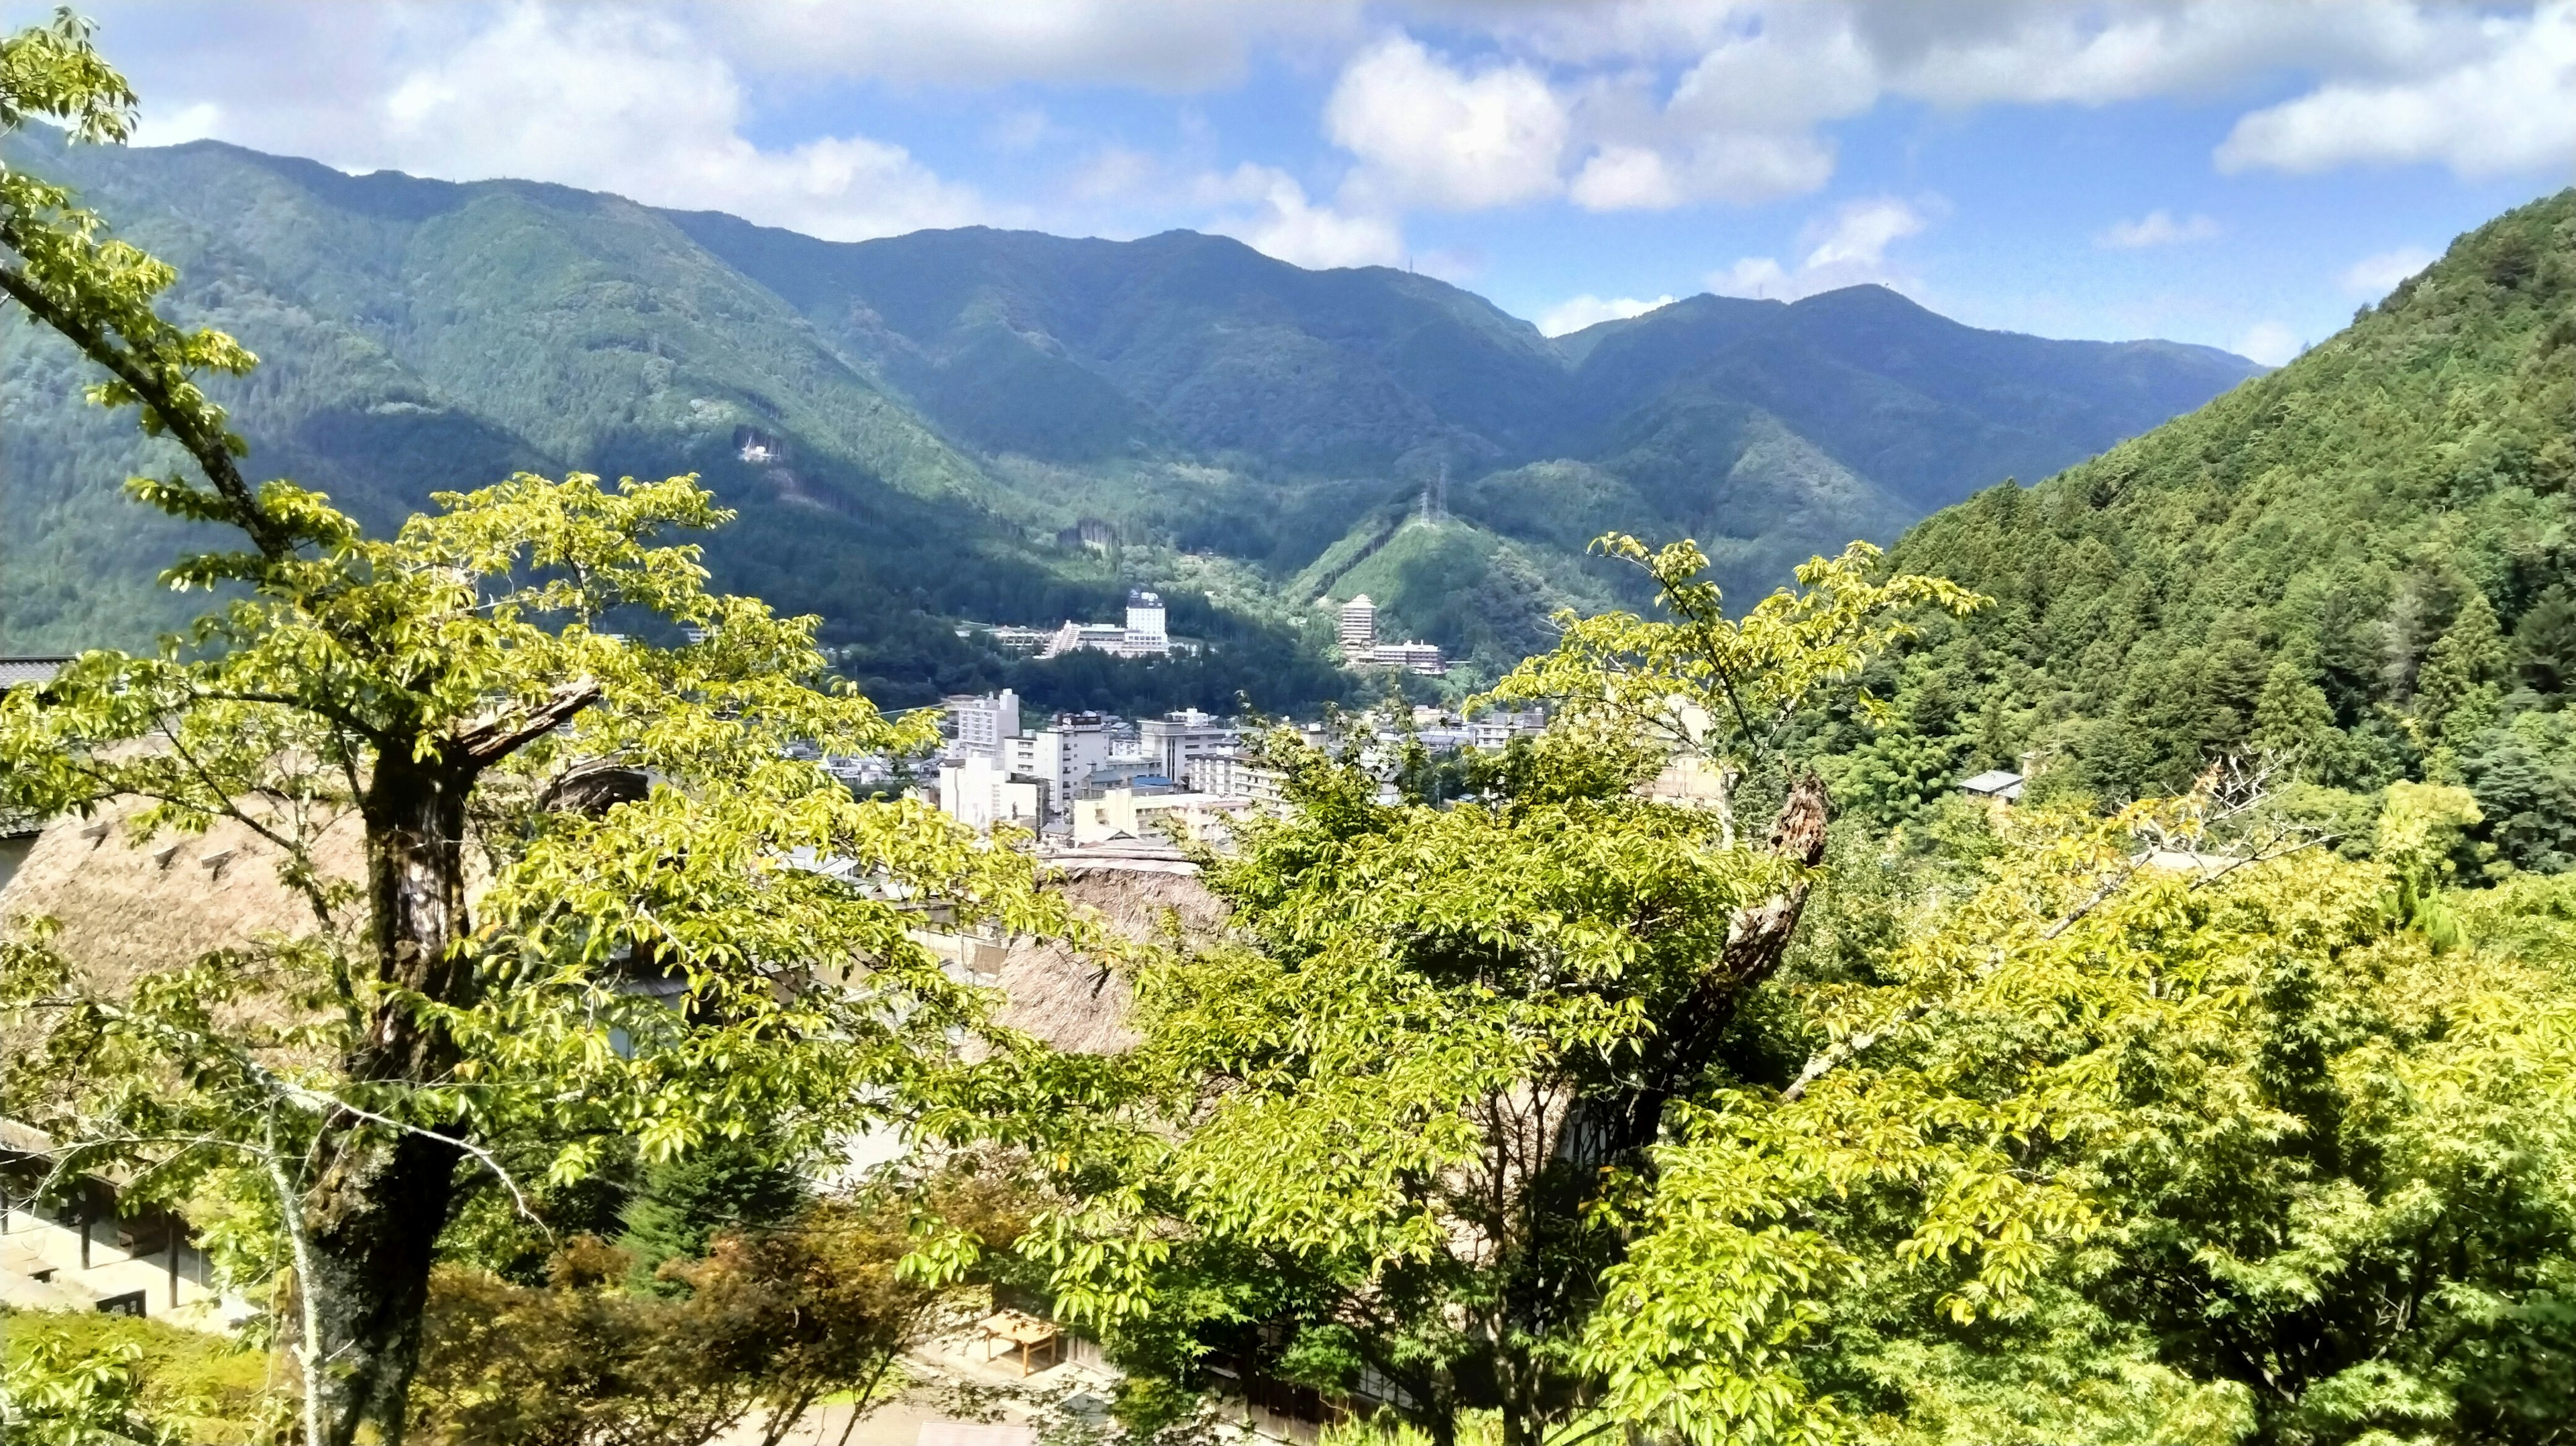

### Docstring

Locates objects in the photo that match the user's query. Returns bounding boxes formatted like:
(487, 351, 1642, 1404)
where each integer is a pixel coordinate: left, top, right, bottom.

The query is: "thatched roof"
(0, 799, 362, 992)
(0, 805, 1229, 1060)
(982, 851, 1226, 1056)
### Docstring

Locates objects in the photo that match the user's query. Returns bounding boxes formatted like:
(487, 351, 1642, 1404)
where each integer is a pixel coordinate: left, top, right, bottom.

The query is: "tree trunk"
(302, 1128, 464, 1446)
(1598, 772, 1832, 1159)
(301, 755, 476, 1446)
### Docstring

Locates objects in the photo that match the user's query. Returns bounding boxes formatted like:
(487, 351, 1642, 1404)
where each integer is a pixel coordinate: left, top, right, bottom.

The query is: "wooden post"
(78, 1191, 91, 1270)
(168, 1216, 183, 1309)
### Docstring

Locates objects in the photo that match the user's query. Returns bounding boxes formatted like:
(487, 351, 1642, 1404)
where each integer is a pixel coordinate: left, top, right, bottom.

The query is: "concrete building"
(1016, 716, 1115, 814)
(1359, 641, 1448, 676)
(1469, 709, 1547, 750)
(1038, 592, 1173, 661)
(1138, 709, 1237, 785)
(1126, 590, 1167, 649)
(1338, 595, 1377, 655)
(1187, 753, 1291, 808)
(937, 756, 1046, 832)
(1071, 786, 1252, 847)
(944, 689, 1021, 761)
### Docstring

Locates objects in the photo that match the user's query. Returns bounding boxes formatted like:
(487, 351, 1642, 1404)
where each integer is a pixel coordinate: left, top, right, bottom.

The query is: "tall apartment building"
(1138, 708, 1236, 783)
(1009, 715, 1114, 820)
(1126, 590, 1167, 649)
(937, 755, 1045, 832)
(943, 689, 1020, 760)
(1338, 594, 1377, 654)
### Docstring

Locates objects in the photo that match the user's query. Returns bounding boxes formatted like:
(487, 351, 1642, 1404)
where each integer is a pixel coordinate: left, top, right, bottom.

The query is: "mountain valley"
(0, 126, 2259, 706)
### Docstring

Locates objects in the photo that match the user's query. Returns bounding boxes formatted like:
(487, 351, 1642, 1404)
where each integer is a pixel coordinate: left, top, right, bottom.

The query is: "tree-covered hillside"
(1856, 188, 2576, 868)
(677, 211, 2259, 663)
(1, 126, 2257, 696)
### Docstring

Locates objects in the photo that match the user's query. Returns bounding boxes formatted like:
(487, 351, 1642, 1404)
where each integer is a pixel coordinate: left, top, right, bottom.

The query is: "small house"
(1959, 769, 2026, 803)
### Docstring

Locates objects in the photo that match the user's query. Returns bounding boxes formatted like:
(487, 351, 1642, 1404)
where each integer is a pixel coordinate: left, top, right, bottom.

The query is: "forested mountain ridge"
(1859, 187, 2576, 867)
(674, 211, 2260, 635)
(0, 126, 2257, 700)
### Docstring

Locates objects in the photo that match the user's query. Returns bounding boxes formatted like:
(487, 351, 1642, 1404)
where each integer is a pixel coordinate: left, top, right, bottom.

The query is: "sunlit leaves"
(1487, 537, 1984, 795)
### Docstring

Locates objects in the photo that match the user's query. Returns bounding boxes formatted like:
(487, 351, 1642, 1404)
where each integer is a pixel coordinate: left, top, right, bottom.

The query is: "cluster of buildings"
(932, 691, 1257, 846)
(956, 591, 1199, 663)
(927, 690, 1548, 848)
(1040, 590, 1175, 661)
(955, 590, 1446, 680)
(1336, 595, 1447, 676)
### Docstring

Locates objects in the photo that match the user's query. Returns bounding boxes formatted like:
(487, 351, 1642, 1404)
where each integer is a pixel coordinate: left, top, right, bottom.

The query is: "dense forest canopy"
(1839, 188, 2576, 868)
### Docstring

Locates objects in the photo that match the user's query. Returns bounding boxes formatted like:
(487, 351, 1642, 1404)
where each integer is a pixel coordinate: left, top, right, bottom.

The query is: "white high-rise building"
(1139, 709, 1236, 783)
(1037, 593, 1172, 660)
(943, 689, 1020, 760)
(1338, 595, 1377, 654)
(1021, 715, 1114, 820)
(1126, 590, 1167, 648)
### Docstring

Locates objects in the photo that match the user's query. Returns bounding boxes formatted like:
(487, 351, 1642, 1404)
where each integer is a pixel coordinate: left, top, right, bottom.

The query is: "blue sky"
(42, 1, 2576, 363)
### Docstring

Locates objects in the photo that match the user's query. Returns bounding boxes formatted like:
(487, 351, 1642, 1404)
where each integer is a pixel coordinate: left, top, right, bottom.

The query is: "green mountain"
(1, 127, 2259, 704)
(1853, 187, 2576, 869)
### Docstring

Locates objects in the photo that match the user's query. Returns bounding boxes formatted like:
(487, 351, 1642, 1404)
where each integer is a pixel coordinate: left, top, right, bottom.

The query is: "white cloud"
(1858, 2, 2469, 110)
(1063, 146, 1163, 205)
(2339, 245, 2440, 296)
(2216, 4, 2576, 177)
(1198, 164, 1404, 270)
(366, 7, 986, 241)
(132, 99, 225, 148)
(1536, 293, 1679, 337)
(696, 1, 1362, 91)
(1803, 196, 1926, 270)
(1568, 146, 1679, 211)
(1325, 35, 1568, 211)
(1558, 10, 1871, 211)
(1509, 3, 2576, 210)
(74, 0, 2576, 285)
(2096, 209, 2222, 248)
(1710, 195, 1930, 300)
(988, 107, 1054, 154)
(2232, 320, 2303, 366)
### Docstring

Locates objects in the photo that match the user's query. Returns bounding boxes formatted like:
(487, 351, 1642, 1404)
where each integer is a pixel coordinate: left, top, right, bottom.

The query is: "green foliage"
(1582, 798, 2576, 1446)
(0, 30, 1085, 1443)
(1489, 535, 1983, 843)
(1028, 539, 1971, 1446)
(1884, 189, 2576, 820)
(410, 1194, 973, 1446)
(616, 1135, 807, 1287)
(1, 1307, 276, 1445)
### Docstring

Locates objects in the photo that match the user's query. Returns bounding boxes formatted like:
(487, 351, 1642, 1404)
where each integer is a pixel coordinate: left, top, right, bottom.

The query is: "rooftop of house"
(0, 656, 72, 691)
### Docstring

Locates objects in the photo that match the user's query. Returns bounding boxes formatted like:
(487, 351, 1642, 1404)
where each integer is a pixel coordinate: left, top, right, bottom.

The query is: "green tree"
(2416, 590, 2506, 741)
(2513, 583, 2576, 695)
(0, 1337, 186, 1446)
(0, 21, 1069, 1445)
(1582, 789, 2576, 1446)
(412, 1186, 1008, 1446)
(1029, 539, 1980, 1446)
(2250, 655, 2340, 777)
